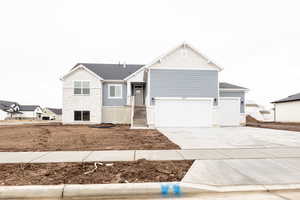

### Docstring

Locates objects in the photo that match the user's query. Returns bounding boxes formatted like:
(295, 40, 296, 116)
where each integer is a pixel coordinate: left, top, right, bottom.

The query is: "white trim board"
(61, 64, 104, 81)
(148, 67, 219, 70)
(107, 84, 123, 99)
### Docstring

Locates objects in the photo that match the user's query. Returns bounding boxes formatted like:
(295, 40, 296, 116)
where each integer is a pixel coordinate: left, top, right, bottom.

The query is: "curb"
(1, 182, 300, 199)
(0, 185, 64, 199)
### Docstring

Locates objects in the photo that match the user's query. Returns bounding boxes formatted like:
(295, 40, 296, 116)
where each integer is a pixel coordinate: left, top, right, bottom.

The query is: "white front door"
(154, 98, 213, 127)
(134, 85, 144, 106)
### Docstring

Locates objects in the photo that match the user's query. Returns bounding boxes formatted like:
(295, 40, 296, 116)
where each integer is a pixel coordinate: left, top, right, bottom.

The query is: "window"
(74, 81, 90, 95)
(74, 111, 90, 121)
(108, 84, 122, 98)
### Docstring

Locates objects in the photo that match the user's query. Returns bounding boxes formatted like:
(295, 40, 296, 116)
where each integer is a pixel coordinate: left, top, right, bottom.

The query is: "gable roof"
(46, 108, 62, 115)
(125, 42, 223, 80)
(19, 105, 40, 111)
(272, 93, 300, 104)
(219, 82, 247, 90)
(78, 63, 144, 80)
(0, 100, 18, 111)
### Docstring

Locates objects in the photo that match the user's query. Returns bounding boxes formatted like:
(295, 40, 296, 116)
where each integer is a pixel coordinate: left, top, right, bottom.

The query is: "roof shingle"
(219, 82, 247, 90)
(272, 93, 300, 103)
(19, 105, 40, 111)
(80, 63, 144, 80)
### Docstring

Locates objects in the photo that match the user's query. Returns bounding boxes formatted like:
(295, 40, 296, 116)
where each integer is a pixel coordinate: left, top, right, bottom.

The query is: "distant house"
(42, 108, 62, 121)
(0, 100, 20, 120)
(246, 100, 264, 121)
(246, 100, 274, 122)
(11, 105, 43, 120)
(272, 93, 300, 122)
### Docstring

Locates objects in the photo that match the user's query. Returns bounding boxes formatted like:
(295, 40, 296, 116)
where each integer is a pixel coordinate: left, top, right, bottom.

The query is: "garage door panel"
(154, 98, 213, 127)
(218, 98, 240, 126)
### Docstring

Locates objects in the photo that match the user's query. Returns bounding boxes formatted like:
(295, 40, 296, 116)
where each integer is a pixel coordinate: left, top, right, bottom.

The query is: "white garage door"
(154, 98, 213, 127)
(218, 97, 240, 126)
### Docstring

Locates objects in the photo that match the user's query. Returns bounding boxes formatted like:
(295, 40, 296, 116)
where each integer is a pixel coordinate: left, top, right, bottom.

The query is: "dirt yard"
(246, 115, 300, 132)
(0, 160, 193, 185)
(0, 124, 180, 152)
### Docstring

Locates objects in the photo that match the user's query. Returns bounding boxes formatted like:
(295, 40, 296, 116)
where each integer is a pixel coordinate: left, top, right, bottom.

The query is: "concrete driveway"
(158, 127, 300, 149)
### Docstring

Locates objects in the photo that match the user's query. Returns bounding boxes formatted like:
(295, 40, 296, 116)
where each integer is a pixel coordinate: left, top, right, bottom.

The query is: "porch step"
(132, 106, 148, 128)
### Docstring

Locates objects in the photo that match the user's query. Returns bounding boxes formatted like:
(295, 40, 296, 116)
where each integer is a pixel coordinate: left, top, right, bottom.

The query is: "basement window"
(108, 84, 122, 99)
(74, 111, 90, 121)
(74, 81, 90, 95)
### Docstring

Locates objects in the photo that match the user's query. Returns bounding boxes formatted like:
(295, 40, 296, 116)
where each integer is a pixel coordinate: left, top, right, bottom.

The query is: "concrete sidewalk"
(2, 148, 300, 163)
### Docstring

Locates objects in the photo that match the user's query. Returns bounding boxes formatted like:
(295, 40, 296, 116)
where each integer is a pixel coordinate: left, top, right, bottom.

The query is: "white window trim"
(108, 84, 123, 99)
(73, 80, 91, 96)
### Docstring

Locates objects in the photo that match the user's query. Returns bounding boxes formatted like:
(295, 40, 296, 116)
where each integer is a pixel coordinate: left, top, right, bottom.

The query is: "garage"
(154, 97, 213, 127)
(218, 97, 240, 126)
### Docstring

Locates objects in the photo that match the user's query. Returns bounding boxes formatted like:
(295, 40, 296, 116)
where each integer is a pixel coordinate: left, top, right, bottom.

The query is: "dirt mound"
(246, 115, 259, 123)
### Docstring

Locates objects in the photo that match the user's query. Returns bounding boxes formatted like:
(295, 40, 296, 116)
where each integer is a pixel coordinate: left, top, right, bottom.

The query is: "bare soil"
(0, 124, 180, 152)
(0, 160, 193, 186)
(246, 115, 300, 132)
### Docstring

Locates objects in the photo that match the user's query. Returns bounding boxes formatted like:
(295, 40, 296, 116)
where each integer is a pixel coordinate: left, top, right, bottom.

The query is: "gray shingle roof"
(0, 100, 18, 111)
(79, 63, 144, 80)
(19, 105, 40, 111)
(272, 93, 300, 103)
(47, 108, 62, 115)
(219, 82, 247, 89)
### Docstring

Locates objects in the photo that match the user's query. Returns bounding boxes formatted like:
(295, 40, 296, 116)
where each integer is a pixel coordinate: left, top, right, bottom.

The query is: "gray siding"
(102, 83, 127, 106)
(219, 91, 245, 113)
(150, 69, 218, 105)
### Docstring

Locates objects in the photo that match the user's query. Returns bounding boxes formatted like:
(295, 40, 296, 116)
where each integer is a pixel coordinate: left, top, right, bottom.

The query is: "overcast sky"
(0, 0, 299, 108)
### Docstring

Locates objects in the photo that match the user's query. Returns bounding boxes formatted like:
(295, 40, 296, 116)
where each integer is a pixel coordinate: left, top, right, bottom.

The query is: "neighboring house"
(11, 105, 43, 120)
(246, 100, 264, 121)
(0, 100, 20, 120)
(272, 93, 300, 122)
(260, 109, 274, 122)
(61, 43, 248, 127)
(42, 108, 62, 120)
(246, 100, 274, 122)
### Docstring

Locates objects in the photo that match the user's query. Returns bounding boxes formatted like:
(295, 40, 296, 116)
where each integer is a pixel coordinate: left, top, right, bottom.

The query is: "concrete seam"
(176, 150, 187, 160)
(28, 152, 51, 163)
(133, 150, 136, 161)
(82, 151, 93, 162)
(61, 184, 66, 199)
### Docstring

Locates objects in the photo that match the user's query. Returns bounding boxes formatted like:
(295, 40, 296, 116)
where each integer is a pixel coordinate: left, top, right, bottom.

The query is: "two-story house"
(61, 43, 248, 128)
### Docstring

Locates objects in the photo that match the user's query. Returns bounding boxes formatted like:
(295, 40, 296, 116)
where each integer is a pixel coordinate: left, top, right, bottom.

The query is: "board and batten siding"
(149, 69, 218, 105)
(219, 91, 245, 113)
(102, 82, 127, 106)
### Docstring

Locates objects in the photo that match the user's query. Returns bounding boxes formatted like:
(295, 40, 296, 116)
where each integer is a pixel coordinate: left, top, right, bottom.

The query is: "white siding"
(62, 67, 102, 124)
(0, 110, 7, 120)
(275, 101, 300, 122)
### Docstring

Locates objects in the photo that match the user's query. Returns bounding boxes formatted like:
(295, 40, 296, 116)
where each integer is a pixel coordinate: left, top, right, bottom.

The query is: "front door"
(134, 85, 144, 105)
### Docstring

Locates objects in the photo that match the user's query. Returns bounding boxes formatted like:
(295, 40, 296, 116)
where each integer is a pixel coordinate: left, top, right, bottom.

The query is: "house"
(11, 105, 43, 120)
(259, 109, 274, 122)
(246, 100, 264, 121)
(42, 108, 62, 120)
(61, 43, 248, 127)
(0, 100, 20, 120)
(272, 93, 300, 122)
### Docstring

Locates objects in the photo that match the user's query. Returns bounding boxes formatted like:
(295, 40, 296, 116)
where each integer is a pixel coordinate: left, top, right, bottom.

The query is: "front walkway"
(2, 148, 300, 163)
